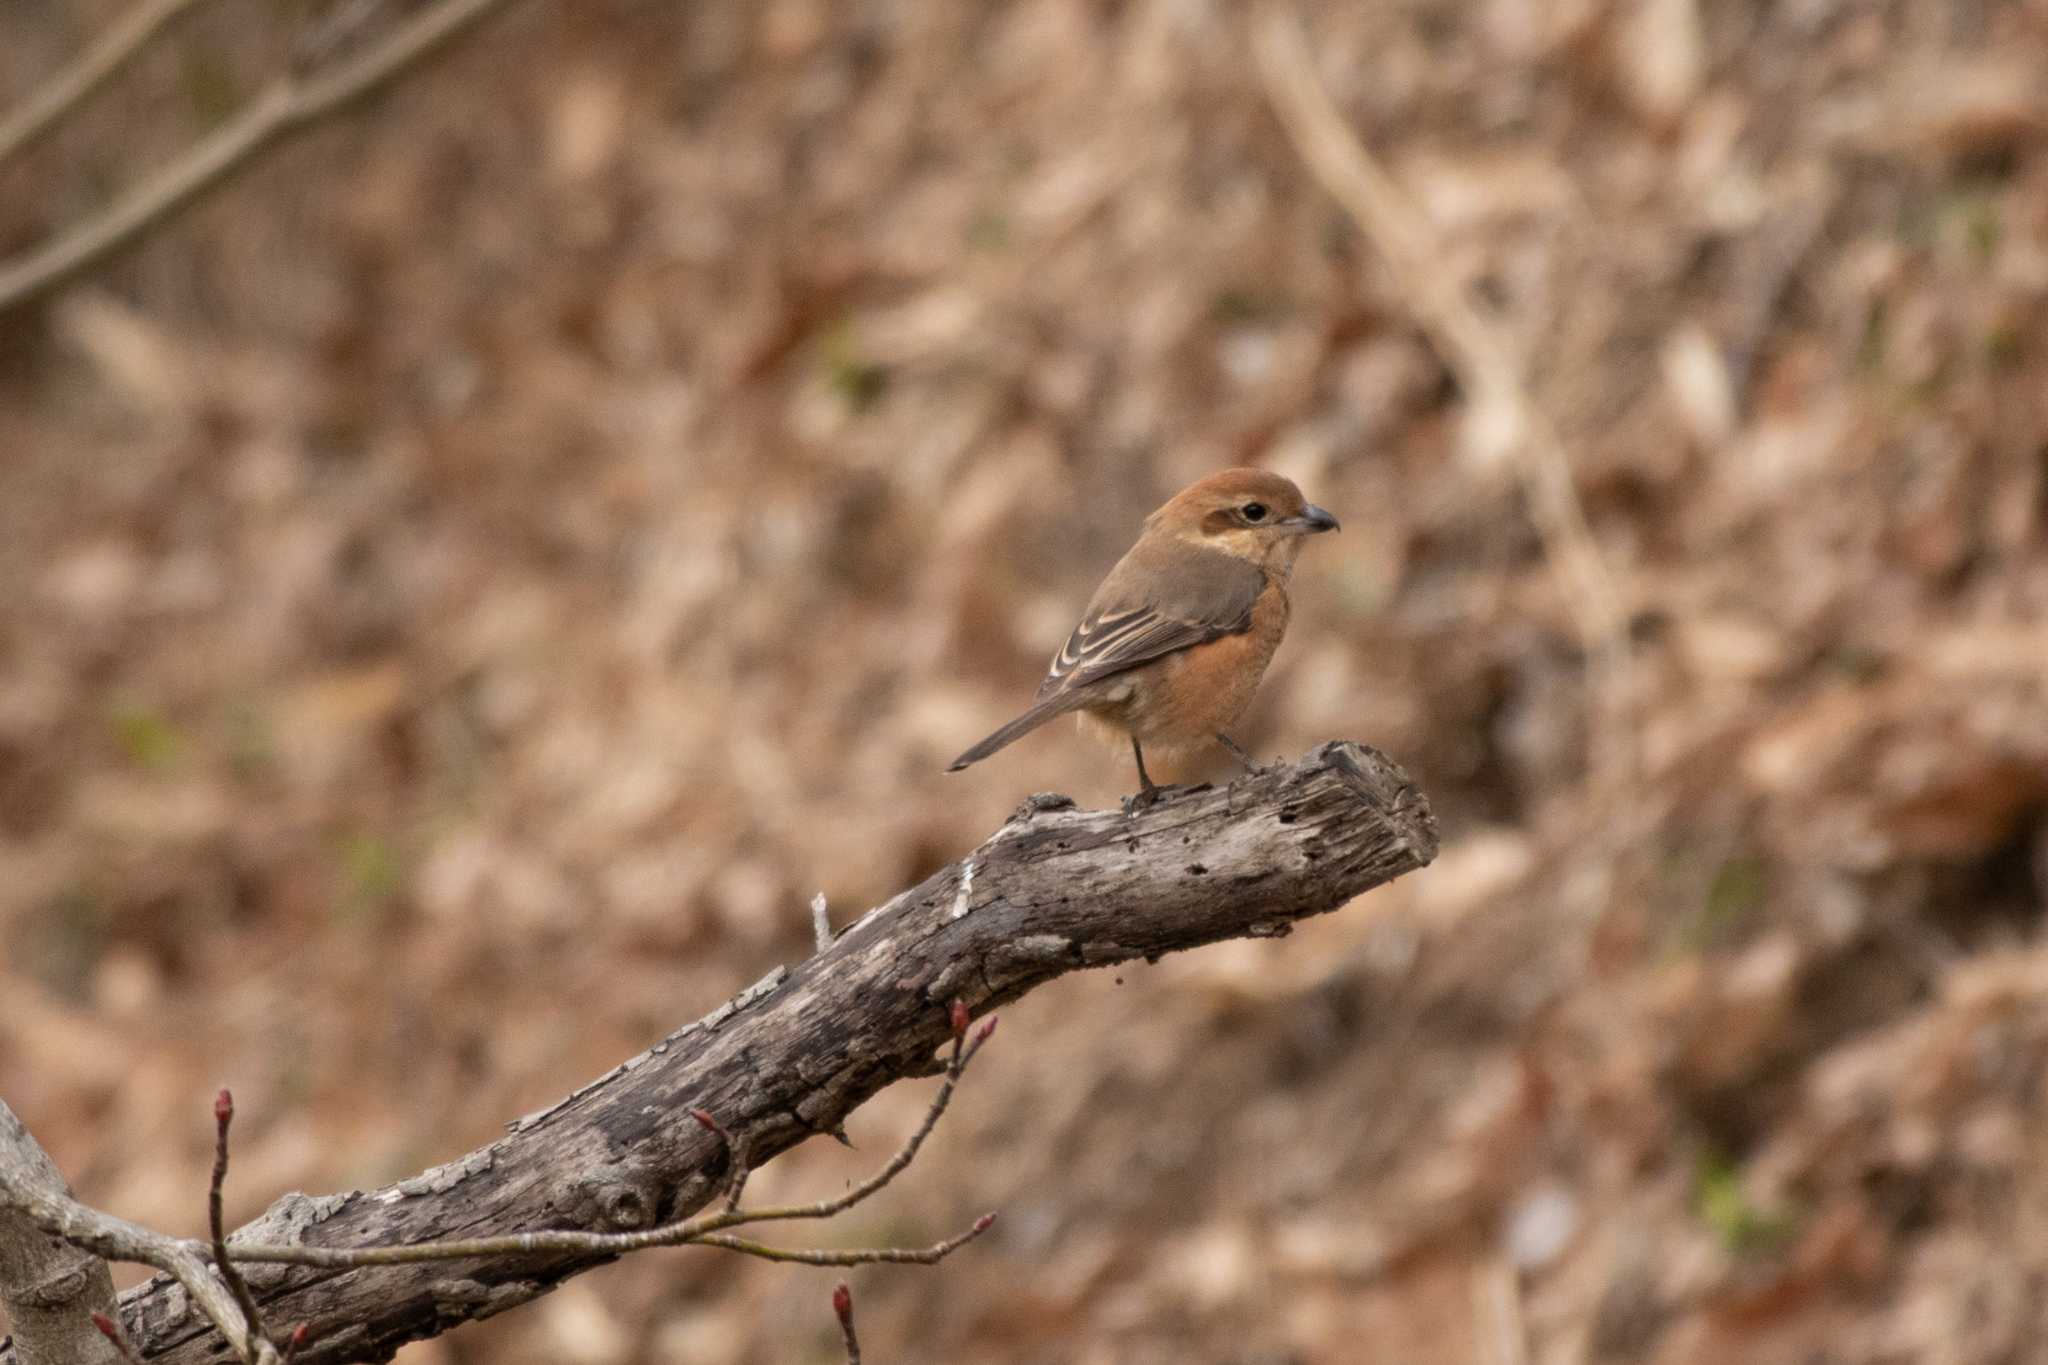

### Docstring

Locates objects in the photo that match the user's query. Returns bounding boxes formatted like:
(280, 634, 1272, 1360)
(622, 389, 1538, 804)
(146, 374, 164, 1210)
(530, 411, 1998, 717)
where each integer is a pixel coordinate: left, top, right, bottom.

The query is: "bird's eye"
(1241, 502, 1268, 523)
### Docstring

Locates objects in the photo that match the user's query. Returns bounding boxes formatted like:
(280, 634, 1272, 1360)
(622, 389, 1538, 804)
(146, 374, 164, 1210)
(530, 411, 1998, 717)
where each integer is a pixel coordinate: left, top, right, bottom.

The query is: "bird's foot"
(1122, 781, 1213, 816)
(1122, 785, 1164, 818)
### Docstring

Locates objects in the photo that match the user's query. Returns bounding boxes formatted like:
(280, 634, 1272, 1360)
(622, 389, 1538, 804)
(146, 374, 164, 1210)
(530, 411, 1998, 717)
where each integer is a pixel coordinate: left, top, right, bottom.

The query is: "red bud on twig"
(973, 1016, 998, 1045)
(832, 1281, 853, 1325)
(691, 1108, 719, 1133)
(214, 1088, 234, 1126)
(949, 999, 969, 1039)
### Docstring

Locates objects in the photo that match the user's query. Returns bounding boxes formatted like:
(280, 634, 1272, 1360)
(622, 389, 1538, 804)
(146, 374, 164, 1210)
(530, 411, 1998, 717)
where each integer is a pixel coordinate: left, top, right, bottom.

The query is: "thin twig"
(0, 0, 209, 166)
(689, 1213, 996, 1267)
(210, 1090, 275, 1363)
(1252, 3, 1636, 789)
(0, 0, 524, 315)
(833, 1282, 861, 1365)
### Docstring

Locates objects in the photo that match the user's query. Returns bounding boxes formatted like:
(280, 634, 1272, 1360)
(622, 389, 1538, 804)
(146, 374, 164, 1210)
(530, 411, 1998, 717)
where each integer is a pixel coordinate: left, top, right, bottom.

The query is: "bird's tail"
(947, 691, 1088, 772)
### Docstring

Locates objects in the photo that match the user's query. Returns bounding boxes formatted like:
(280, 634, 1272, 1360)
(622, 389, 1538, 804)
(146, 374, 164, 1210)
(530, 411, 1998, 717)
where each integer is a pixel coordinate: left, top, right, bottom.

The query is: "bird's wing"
(1036, 540, 1264, 700)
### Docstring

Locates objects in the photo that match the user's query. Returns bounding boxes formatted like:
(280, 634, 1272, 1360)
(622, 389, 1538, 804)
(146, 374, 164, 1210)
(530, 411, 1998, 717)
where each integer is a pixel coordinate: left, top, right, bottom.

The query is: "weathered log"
(4, 741, 1435, 1363)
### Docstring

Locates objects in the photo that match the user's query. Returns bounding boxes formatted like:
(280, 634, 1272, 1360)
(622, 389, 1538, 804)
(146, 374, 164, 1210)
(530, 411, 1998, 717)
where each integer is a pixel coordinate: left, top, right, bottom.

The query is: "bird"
(948, 467, 1339, 803)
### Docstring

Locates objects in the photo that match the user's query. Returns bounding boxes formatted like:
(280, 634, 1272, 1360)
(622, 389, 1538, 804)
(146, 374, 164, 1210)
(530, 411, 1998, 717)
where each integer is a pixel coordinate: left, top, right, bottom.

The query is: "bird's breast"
(1083, 579, 1292, 751)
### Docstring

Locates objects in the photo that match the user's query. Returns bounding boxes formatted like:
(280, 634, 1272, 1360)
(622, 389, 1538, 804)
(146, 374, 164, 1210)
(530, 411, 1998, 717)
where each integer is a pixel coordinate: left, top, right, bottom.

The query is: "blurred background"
(2, 1, 2046, 1361)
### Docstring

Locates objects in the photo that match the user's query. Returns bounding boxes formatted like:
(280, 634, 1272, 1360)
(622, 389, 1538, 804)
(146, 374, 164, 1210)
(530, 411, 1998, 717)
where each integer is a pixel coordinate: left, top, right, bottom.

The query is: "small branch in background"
(1723, 172, 1838, 411)
(0, 0, 210, 166)
(834, 1282, 862, 1365)
(0, 0, 526, 316)
(290, 0, 389, 73)
(1253, 3, 1637, 791)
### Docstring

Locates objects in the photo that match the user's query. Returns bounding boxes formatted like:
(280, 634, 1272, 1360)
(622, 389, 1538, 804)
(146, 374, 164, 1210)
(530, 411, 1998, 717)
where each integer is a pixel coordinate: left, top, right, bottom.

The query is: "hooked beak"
(1282, 504, 1340, 534)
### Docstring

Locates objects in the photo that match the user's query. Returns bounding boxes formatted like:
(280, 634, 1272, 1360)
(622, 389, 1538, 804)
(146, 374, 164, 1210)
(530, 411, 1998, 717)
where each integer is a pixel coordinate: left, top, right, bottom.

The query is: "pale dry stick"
(0, 0, 210, 166)
(0, 0, 525, 315)
(1252, 3, 1636, 788)
(812, 891, 835, 953)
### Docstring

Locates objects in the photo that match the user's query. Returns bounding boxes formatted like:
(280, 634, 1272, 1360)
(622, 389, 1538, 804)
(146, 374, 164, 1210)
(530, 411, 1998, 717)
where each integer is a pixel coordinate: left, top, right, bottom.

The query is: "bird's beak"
(1282, 504, 1340, 534)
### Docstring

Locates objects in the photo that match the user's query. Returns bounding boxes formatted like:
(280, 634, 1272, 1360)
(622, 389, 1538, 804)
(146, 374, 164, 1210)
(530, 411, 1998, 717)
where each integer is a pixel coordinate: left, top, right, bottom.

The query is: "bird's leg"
(1216, 732, 1265, 775)
(1122, 737, 1163, 816)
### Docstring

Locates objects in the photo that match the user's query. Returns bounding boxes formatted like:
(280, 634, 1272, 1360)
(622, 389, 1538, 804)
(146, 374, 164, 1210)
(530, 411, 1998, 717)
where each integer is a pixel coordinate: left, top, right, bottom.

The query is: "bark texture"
(2, 741, 1435, 1363)
(0, 1102, 126, 1365)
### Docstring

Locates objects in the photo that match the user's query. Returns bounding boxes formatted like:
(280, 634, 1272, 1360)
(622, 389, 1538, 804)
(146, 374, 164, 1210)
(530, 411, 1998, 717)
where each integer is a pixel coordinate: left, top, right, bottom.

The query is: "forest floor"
(3, 2, 2047, 1361)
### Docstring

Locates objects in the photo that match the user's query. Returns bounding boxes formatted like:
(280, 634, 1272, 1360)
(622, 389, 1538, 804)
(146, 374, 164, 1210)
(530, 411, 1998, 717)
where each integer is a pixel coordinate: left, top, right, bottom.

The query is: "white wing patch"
(1048, 606, 1154, 681)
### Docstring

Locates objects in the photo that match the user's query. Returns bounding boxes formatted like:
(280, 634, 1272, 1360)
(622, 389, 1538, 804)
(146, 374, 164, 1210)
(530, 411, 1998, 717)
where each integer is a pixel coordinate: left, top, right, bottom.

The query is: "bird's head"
(1150, 467, 1340, 571)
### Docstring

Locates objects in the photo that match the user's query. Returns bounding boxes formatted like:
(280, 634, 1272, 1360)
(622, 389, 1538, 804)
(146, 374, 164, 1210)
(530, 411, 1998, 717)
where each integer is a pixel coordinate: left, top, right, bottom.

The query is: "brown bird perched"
(948, 467, 1339, 802)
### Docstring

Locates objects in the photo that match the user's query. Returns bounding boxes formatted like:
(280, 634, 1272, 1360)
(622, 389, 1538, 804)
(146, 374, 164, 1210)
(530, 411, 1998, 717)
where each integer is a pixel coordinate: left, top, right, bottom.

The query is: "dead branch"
(0, 742, 1434, 1364)
(0, 0, 524, 317)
